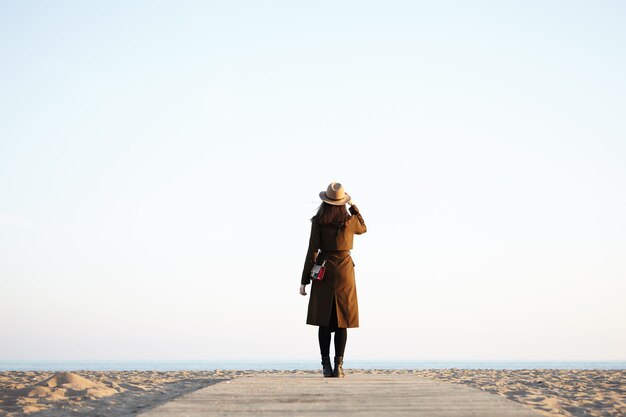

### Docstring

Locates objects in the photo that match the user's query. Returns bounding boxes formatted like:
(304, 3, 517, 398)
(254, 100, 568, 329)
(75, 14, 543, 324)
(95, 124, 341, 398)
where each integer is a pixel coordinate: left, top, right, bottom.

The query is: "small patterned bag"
(310, 259, 327, 281)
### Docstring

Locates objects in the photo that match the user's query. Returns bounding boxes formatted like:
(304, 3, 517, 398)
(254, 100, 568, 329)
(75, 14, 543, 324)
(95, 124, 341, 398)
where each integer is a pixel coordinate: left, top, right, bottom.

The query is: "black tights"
(318, 326, 347, 357)
(318, 296, 347, 357)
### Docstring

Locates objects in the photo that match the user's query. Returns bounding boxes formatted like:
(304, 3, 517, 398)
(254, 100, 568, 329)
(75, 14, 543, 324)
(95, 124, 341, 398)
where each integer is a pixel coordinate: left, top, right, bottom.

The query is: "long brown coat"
(301, 205, 367, 328)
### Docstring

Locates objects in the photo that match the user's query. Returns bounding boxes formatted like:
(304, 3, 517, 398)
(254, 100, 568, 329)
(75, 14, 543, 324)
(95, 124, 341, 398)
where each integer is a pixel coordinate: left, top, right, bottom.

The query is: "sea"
(1, 360, 624, 371)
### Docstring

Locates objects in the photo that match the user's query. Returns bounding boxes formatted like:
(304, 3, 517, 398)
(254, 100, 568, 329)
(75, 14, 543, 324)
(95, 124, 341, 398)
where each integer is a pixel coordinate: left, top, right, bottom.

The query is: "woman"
(300, 182, 367, 378)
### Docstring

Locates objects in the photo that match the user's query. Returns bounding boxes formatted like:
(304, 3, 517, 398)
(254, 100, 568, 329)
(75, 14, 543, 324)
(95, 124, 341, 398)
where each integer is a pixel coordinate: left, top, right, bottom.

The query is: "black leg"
(334, 328, 347, 357)
(318, 326, 331, 356)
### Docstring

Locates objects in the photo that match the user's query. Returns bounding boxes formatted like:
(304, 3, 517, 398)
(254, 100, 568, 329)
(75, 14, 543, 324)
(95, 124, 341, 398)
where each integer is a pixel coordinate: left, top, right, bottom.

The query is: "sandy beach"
(411, 369, 626, 417)
(0, 369, 623, 417)
(0, 370, 225, 416)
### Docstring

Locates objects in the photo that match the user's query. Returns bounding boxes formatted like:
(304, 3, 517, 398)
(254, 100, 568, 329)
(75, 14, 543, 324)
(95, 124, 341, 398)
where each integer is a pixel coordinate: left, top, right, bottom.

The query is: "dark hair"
(312, 202, 350, 227)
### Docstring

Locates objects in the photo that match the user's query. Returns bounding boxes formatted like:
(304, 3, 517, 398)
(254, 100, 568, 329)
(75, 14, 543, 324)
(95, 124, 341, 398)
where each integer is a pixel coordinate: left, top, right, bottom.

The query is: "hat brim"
(319, 191, 351, 206)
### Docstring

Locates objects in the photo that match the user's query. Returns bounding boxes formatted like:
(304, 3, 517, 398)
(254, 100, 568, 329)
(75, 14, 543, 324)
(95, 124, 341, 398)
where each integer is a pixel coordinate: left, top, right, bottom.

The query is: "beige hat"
(319, 182, 351, 205)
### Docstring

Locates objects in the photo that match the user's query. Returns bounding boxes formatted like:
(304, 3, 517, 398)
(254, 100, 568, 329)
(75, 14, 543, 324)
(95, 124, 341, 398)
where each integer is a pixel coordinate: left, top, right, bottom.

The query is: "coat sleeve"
(349, 204, 367, 235)
(301, 220, 320, 285)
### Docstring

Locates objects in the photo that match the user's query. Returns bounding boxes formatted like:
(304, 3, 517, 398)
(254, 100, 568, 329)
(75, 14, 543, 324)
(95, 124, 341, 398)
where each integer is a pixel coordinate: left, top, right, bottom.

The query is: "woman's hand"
(348, 200, 356, 206)
(300, 284, 308, 296)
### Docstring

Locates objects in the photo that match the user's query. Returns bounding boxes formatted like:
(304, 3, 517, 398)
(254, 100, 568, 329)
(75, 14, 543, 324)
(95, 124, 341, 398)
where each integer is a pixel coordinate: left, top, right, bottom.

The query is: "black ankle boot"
(321, 356, 333, 377)
(333, 356, 344, 378)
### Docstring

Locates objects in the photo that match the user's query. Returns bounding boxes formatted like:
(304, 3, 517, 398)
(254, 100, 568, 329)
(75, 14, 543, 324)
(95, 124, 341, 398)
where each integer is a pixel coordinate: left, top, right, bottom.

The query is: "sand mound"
(38, 372, 99, 390)
(34, 372, 118, 398)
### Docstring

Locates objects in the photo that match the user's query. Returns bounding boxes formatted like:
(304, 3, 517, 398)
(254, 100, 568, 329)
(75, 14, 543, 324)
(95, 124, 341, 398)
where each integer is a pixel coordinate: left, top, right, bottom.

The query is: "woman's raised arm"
(349, 203, 367, 235)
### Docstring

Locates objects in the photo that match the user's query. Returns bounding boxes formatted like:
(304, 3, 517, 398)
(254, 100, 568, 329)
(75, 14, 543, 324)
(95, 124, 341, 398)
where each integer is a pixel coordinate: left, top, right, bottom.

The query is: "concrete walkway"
(139, 373, 541, 417)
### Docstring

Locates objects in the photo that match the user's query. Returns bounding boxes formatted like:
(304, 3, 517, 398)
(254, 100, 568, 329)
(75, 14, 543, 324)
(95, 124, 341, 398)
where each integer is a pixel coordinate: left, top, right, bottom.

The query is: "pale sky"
(1, 1, 625, 362)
